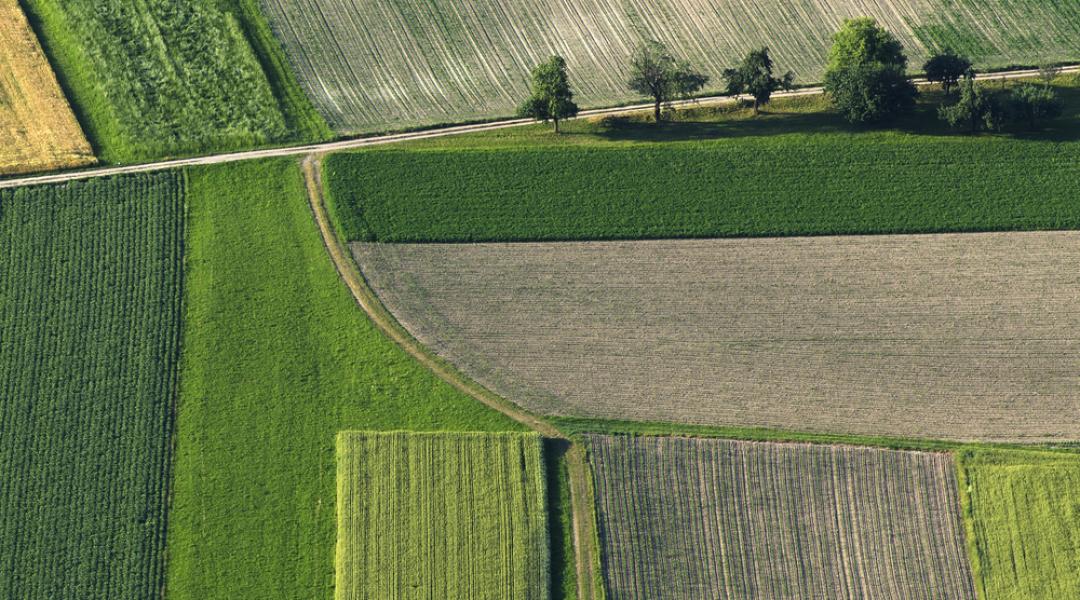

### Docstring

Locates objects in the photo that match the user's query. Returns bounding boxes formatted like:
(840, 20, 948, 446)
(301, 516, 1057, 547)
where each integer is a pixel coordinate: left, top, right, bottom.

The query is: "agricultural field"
(352, 233, 1080, 442)
(958, 449, 1080, 599)
(18, 0, 314, 162)
(261, 0, 1080, 133)
(166, 159, 523, 600)
(335, 431, 549, 600)
(586, 435, 975, 599)
(0, 174, 184, 598)
(0, 0, 93, 175)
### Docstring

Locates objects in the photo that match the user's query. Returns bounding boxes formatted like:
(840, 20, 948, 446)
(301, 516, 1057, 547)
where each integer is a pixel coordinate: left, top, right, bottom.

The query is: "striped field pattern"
(587, 435, 975, 600)
(259, 0, 1080, 133)
(335, 431, 550, 600)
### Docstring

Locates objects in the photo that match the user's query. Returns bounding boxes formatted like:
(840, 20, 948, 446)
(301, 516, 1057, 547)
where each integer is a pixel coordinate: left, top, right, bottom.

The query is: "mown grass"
(0, 173, 184, 599)
(165, 158, 523, 600)
(543, 440, 578, 600)
(326, 79, 1080, 242)
(957, 449, 1080, 599)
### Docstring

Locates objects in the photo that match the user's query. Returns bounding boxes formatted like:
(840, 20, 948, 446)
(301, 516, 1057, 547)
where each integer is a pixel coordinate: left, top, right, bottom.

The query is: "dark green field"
(165, 159, 523, 600)
(0, 174, 184, 598)
(326, 80, 1080, 242)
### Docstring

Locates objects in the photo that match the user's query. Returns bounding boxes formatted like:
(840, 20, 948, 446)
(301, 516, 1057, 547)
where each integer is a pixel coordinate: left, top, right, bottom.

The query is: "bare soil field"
(260, 0, 1080, 133)
(352, 232, 1080, 442)
(586, 435, 975, 600)
(0, 0, 93, 174)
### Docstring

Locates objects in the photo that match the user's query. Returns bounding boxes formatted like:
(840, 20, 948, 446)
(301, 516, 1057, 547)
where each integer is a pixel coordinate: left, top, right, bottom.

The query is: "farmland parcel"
(353, 233, 1080, 442)
(20, 0, 292, 162)
(166, 159, 522, 600)
(335, 432, 549, 600)
(0, 0, 93, 174)
(587, 435, 975, 599)
(261, 0, 1080, 133)
(0, 174, 183, 599)
(958, 450, 1080, 599)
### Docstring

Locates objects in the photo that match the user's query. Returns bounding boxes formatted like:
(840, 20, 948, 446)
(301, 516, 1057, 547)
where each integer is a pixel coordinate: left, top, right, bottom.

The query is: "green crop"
(0, 173, 184, 599)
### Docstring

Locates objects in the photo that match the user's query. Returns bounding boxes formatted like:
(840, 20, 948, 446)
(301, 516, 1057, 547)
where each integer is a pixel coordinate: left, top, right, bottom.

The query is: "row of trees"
(519, 17, 1064, 133)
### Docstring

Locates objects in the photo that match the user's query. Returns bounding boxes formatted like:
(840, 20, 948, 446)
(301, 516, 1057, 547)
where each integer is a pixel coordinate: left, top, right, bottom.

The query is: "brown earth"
(352, 233, 1080, 442)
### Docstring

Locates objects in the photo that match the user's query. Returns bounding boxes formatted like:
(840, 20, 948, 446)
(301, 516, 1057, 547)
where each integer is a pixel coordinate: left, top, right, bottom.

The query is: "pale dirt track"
(352, 233, 1080, 443)
(2, 66, 1076, 190)
(301, 156, 599, 600)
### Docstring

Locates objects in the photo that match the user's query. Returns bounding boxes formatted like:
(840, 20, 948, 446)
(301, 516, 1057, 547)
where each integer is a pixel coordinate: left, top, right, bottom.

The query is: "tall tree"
(923, 49, 972, 94)
(722, 47, 794, 115)
(517, 56, 579, 133)
(824, 18, 917, 123)
(1009, 82, 1062, 129)
(938, 70, 1001, 133)
(627, 40, 709, 122)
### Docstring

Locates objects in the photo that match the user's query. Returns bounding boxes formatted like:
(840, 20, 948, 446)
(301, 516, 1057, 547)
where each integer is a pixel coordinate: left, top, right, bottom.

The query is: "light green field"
(959, 450, 1080, 599)
(165, 159, 522, 600)
(261, 0, 1080, 133)
(335, 431, 550, 600)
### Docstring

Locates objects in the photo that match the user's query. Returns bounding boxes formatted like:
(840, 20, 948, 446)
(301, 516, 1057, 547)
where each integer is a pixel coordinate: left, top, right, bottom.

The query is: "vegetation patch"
(351, 234, 1080, 442)
(20, 0, 294, 162)
(261, 0, 1079, 133)
(587, 434, 975, 599)
(0, 0, 93, 174)
(0, 173, 184, 599)
(335, 431, 549, 600)
(166, 159, 522, 600)
(959, 449, 1080, 599)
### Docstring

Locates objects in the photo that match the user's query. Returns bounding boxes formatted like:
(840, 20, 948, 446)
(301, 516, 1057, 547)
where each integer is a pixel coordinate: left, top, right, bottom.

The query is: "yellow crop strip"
(0, 0, 93, 175)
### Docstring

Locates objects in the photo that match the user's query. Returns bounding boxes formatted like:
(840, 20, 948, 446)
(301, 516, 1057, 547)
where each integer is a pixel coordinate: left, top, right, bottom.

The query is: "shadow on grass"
(543, 438, 577, 600)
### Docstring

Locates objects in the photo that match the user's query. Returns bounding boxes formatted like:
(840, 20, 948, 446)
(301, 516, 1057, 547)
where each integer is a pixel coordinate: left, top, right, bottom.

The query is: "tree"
(1008, 82, 1062, 129)
(824, 18, 917, 123)
(923, 49, 972, 95)
(721, 47, 794, 115)
(517, 56, 579, 133)
(627, 40, 709, 122)
(827, 17, 907, 72)
(938, 70, 1001, 133)
(1039, 63, 1063, 88)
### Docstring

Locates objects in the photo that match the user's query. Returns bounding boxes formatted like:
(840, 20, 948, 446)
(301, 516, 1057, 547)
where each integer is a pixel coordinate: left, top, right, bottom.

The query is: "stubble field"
(335, 431, 550, 600)
(0, 0, 93, 174)
(261, 0, 1080, 133)
(587, 435, 975, 599)
(353, 233, 1080, 442)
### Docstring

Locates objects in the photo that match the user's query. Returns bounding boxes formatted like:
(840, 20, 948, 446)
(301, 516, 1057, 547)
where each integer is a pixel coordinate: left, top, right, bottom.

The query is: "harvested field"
(0, 173, 184, 598)
(958, 450, 1080, 599)
(261, 0, 1080, 133)
(587, 435, 975, 600)
(353, 232, 1080, 442)
(335, 431, 549, 600)
(0, 0, 93, 174)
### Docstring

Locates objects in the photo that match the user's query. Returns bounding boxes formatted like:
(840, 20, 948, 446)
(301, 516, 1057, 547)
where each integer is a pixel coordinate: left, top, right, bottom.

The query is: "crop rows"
(0, 0, 93, 175)
(587, 435, 975, 599)
(958, 449, 1080, 599)
(261, 0, 1080, 132)
(0, 173, 184, 599)
(335, 431, 549, 600)
(22, 0, 287, 162)
(352, 232, 1080, 442)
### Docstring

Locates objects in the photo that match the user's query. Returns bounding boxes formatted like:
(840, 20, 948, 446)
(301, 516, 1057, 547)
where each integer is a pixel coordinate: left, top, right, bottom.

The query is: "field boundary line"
(3, 65, 1077, 190)
(300, 153, 600, 599)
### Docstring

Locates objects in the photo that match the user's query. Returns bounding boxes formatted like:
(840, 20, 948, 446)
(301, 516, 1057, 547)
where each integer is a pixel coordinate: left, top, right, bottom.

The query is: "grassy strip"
(166, 158, 522, 600)
(221, 0, 333, 143)
(0, 173, 184, 599)
(957, 449, 1080, 599)
(325, 81, 1080, 242)
(543, 440, 578, 600)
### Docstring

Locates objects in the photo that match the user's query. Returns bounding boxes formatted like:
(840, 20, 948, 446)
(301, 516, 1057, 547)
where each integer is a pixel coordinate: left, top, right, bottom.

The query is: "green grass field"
(0, 174, 184, 599)
(164, 158, 523, 600)
(335, 431, 549, 600)
(325, 80, 1080, 242)
(19, 0, 328, 163)
(959, 449, 1080, 599)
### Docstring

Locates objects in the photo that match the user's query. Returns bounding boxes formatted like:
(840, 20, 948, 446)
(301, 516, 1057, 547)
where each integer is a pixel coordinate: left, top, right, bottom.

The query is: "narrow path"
(301, 155, 599, 600)
(4, 65, 1077, 191)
